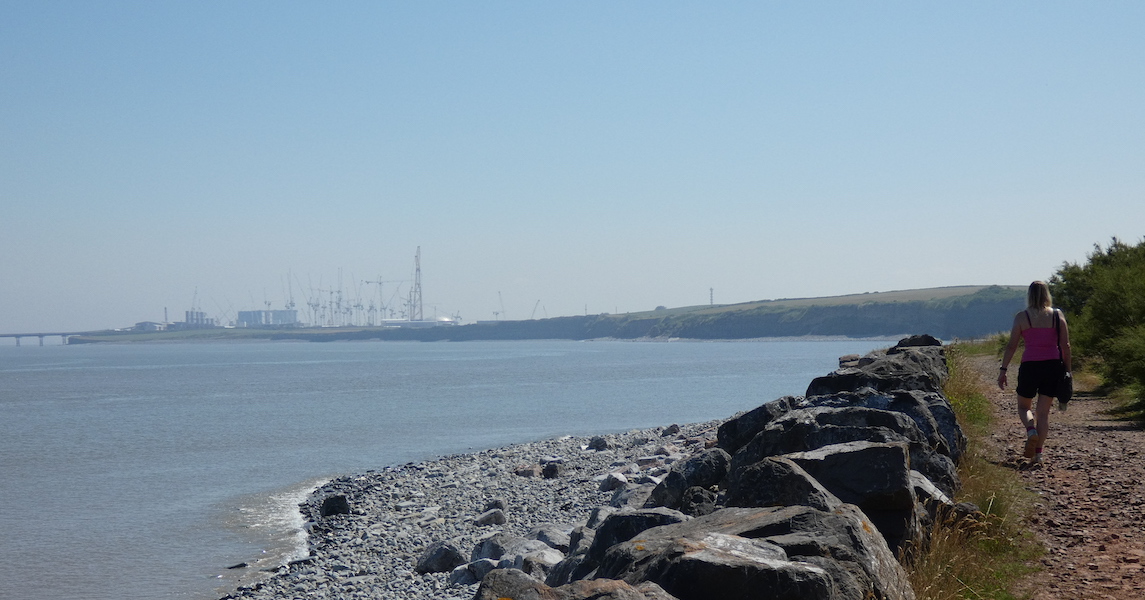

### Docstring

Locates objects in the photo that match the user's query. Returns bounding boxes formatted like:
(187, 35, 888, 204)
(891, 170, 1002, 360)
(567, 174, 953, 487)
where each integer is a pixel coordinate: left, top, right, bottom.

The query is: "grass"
(904, 341, 1043, 600)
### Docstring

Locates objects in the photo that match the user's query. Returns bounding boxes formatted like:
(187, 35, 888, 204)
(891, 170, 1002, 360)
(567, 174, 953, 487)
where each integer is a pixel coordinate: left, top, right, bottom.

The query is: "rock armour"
(221, 336, 958, 600)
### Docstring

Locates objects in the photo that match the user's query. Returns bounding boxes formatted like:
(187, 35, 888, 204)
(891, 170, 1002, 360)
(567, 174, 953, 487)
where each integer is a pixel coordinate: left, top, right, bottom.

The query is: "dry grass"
(904, 342, 1042, 600)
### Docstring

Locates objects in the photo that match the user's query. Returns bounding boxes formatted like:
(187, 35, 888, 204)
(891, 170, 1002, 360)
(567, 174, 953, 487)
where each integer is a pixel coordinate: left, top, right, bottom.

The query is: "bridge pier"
(39, 336, 45, 346)
(14, 337, 19, 347)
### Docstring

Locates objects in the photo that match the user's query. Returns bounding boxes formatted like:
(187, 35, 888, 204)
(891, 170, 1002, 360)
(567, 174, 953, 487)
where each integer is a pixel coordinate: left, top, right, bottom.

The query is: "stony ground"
(219, 421, 720, 600)
(972, 355, 1145, 600)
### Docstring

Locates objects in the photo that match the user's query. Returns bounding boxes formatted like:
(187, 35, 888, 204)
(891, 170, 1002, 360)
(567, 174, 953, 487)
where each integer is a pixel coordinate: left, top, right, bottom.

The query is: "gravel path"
(220, 420, 720, 600)
(973, 355, 1145, 599)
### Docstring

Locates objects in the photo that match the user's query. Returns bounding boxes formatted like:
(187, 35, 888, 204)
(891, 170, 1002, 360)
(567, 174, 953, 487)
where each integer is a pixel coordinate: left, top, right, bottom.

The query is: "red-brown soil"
(972, 356, 1145, 599)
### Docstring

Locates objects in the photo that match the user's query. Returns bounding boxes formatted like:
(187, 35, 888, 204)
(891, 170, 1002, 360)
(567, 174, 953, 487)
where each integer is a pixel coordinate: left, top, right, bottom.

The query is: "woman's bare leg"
(1017, 394, 1036, 430)
(1018, 394, 1040, 458)
(1034, 393, 1053, 457)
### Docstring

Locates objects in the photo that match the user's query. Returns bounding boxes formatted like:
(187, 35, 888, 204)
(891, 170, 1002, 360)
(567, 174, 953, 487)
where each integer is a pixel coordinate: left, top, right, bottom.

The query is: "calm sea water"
(0, 338, 891, 600)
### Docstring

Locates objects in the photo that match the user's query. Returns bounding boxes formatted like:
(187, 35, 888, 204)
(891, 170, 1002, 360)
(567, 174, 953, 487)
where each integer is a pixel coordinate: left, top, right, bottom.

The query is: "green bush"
(1049, 237, 1145, 417)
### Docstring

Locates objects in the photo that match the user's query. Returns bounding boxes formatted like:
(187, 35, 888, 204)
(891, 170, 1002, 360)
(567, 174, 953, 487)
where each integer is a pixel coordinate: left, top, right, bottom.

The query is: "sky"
(2, 2, 1143, 333)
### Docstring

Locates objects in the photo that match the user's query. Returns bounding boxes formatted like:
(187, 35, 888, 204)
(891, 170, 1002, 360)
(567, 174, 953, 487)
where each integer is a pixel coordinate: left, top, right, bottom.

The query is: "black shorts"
(1016, 359, 1064, 399)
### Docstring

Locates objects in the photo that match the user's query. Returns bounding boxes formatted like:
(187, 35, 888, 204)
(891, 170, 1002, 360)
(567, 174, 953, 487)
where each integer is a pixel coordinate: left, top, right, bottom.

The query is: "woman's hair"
(1027, 280, 1053, 309)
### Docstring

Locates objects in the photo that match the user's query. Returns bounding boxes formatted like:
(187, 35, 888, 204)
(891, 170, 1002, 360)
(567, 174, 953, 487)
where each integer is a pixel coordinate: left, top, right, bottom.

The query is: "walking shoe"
(1023, 428, 1040, 459)
(1058, 399, 1069, 412)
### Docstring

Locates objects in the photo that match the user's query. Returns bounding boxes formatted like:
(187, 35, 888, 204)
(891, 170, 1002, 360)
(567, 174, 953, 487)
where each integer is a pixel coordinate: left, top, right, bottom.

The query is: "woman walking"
(998, 281, 1072, 465)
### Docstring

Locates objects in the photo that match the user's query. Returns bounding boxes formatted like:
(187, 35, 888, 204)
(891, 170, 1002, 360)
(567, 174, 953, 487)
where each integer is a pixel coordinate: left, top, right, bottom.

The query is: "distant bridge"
(0, 332, 91, 346)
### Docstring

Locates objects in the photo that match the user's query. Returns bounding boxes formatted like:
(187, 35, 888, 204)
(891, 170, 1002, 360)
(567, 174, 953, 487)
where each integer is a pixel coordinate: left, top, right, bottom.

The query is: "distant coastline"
(61, 285, 1022, 344)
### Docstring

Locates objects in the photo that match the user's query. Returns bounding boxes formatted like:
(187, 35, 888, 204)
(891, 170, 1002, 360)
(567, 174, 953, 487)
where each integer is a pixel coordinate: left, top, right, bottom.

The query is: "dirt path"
(969, 355, 1145, 599)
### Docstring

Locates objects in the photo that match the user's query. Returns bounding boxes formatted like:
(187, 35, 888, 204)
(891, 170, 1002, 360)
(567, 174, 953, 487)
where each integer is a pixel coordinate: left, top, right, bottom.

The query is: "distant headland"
(55, 285, 1023, 344)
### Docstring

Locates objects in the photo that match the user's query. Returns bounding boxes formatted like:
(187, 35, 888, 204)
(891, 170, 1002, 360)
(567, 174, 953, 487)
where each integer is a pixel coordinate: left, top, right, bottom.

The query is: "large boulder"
(414, 538, 467, 574)
(594, 505, 914, 600)
(600, 531, 830, 600)
(528, 524, 572, 554)
(805, 343, 947, 397)
(728, 405, 959, 498)
(725, 456, 842, 512)
(477, 568, 680, 600)
(587, 508, 692, 564)
(716, 396, 795, 455)
(474, 568, 554, 600)
(643, 448, 730, 510)
(610, 483, 657, 509)
(678, 486, 719, 517)
(781, 441, 922, 554)
(472, 531, 544, 562)
(796, 388, 954, 460)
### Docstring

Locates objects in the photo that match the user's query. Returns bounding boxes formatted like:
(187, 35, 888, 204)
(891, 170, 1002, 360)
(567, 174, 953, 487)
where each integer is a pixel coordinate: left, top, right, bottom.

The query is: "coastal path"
(972, 355, 1145, 599)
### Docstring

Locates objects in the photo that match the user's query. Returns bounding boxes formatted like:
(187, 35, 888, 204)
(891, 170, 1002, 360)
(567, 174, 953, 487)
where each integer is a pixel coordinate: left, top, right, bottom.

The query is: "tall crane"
(409, 247, 423, 321)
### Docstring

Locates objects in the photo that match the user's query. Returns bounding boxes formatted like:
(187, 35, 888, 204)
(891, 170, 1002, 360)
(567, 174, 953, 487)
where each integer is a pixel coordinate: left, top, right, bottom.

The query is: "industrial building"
(236, 310, 300, 328)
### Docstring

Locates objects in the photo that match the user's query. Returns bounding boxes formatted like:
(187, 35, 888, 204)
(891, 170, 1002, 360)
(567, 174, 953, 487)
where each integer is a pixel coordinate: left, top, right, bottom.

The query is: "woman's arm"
(998, 313, 1023, 389)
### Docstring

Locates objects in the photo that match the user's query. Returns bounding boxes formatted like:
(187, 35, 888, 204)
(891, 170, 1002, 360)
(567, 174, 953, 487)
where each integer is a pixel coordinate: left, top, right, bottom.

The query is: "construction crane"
(364, 276, 405, 324)
(494, 291, 506, 320)
(409, 247, 423, 321)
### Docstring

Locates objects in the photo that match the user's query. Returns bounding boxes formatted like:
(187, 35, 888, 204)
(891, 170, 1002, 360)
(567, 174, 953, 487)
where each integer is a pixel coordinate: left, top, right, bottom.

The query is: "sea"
(0, 338, 894, 600)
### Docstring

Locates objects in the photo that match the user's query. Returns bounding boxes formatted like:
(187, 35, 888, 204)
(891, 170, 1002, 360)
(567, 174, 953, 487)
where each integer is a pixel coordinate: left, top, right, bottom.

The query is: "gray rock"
(595, 506, 914, 600)
(528, 523, 572, 553)
(838, 354, 861, 368)
(543, 461, 565, 479)
(558, 579, 681, 600)
(598, 472, 629, 492)
(468, 557, 500, 580)
(728, 404, 959, 499)
(515, 464, 543, 477)
(586, 506, 617, 529)
(568, 525, 596, 556)
(318, 494, 350, 517)
(473, 568, 551, 600)
(597, 531, 832, 600)
(471, 532, 528, 562)
(610, 483, 656, 509)
(545, 552, 592, 587)
(727, 406, 921, 477)
(677, 486, 719, 517)
(910, 469, 953, 532)
(725, 456, 842, 512)
(521, 546, 567, 579)
(413, 538, 466, 574)
(643, 448, 730, 510)
(715, 396, 795, 455)
(478, 568, 681, 600)
(588, 435, 613, 451)
(797, 388, 952, 459)
(587, 508, 691, 564)
(447, 563, 478, 585)
(782, 441, 921, 554)
(895, 334, 942, 347)
(806, 344, 947, 396)
(475, 508, 508, 525)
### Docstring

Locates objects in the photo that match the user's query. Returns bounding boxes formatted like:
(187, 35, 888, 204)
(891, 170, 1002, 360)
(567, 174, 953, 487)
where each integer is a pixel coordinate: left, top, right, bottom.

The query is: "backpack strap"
(1053, 309, 1062, 359)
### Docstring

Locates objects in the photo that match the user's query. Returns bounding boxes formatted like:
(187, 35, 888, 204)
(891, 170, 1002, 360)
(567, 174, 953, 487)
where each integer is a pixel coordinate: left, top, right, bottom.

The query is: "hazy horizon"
(4, 3, 1143, 333)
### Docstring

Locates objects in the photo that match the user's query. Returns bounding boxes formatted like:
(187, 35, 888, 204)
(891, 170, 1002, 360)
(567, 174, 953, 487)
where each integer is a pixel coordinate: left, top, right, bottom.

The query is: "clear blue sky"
(3, 2, 1143, 332)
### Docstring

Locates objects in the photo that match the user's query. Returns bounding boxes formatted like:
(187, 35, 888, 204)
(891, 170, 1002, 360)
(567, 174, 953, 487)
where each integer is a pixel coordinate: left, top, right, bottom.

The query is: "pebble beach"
(221, 420, 722, 600)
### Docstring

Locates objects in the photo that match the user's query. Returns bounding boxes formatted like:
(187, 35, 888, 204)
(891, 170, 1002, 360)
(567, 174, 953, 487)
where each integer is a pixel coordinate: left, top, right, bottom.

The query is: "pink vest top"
(1021, 310, 1061, 362)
